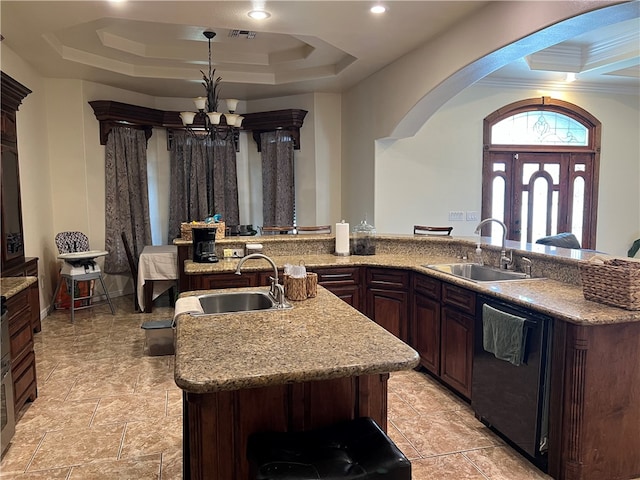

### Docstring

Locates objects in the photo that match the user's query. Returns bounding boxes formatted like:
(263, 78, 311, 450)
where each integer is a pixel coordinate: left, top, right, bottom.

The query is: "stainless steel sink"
(424, 263, 530, 282)
(195, 291, 292, 315)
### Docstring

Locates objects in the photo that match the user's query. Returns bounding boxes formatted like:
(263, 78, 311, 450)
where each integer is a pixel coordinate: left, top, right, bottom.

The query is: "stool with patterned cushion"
(247, 417, 411, 479)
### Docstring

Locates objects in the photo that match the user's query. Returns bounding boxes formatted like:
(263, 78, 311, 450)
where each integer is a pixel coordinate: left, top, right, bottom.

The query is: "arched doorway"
(482, 97, 601, 249)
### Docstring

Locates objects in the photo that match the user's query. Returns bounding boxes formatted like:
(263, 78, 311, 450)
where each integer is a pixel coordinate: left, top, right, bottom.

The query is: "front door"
(484, 150, 596, 248)
(482, 97, 601, 250)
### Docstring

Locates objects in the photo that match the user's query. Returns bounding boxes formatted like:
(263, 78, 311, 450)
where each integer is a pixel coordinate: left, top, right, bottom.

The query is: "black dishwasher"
(472, 295, 552, 471)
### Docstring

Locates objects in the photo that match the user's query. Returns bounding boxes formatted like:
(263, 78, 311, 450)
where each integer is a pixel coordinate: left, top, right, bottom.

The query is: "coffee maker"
(192, 227, 219, 263)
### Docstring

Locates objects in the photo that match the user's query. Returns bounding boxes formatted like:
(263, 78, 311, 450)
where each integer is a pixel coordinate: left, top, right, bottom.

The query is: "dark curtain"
(104, 127, 152, 273)
(168, 131, 239, 242)
(261, 130, 294, 226)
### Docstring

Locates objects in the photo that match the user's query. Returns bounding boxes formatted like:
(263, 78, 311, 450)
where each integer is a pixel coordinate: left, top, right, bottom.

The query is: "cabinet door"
(441, 305, 473, 399)
(315, 267, 363, 312)
(257, 270, 285, 287)
(7, 289, 33, 362)
(412, 292, 440, 374)
(195, 272, 257, 290)
(323, 284, 361, 310)
(1, 144, 25, 269)
(367, 288, 408, 340)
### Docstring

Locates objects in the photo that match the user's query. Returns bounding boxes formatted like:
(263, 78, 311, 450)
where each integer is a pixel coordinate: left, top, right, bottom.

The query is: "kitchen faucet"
(235, 253, 290, 308)
(474, 218, 513, 270)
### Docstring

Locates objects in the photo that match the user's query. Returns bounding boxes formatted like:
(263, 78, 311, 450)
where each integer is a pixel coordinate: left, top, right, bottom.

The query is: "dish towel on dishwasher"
(174, 297, 204, 320)
(482, 304, 528, 366)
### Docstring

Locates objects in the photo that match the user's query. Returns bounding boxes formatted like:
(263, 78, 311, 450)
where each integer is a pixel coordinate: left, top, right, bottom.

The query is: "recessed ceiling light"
(370, 5, 386, 14)
(248, 9, 271, 20)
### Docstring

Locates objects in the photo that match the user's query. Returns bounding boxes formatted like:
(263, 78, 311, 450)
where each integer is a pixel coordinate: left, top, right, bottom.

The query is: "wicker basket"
(284, 274, 307, 301)
(181, 222, 225, 241)
(580, 257, 640, 310)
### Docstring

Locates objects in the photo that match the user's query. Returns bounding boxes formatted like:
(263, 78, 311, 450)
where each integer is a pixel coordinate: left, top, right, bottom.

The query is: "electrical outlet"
(466, 211, 479, 221)
(448, 210, 465, 221)
(231, 248, 244, 258)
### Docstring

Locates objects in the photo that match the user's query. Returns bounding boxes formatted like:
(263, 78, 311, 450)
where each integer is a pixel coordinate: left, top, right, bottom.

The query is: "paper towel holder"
(335, 220, 350, 256)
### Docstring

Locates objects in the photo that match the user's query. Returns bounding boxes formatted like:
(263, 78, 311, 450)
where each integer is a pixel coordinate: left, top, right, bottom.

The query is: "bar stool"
(52, 231, 115, 322)
(247, 417, 411, 479)
(261, 226, 296, 235)
(297, 225, 332, 234)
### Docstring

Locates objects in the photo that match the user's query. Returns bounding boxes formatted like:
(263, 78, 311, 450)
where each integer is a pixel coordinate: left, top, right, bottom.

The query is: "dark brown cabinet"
(1, 72, 40, 413)
(409, 274, 475, 399)
(312, 267, 362, 312)
(3, 258, 41, 332)
(440, 306, 473, 398)
(1, 72, 31, 272)
(440, 282, 475, 399)
(7, 287, 38, 413)
(193, 271, 258, 290)
(411, 274, 441, 374)
(365, 268, 409, 341)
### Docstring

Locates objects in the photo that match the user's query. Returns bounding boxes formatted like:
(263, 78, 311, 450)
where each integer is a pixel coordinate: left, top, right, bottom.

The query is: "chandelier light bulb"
(225, 98, 239, 113)
(180, 112, 196, 125)
(206, 112, 222, 125)
(225, 113, 240, 126)
(193, 97, 207, 111)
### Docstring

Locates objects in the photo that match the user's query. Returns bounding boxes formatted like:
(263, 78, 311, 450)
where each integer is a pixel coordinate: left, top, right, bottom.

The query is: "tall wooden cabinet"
(1, 72, 40, 333)
(1, 72, 31, 271)
(1, 72, 40, 413)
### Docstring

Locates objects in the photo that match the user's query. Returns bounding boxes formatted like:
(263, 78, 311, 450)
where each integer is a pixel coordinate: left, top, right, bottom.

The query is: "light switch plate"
(466, 211, 479, 221)
(449, 211, 465, 221)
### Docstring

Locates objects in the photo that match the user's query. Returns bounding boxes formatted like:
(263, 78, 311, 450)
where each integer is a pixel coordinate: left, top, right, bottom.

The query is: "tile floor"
(1, 294, 552, 479)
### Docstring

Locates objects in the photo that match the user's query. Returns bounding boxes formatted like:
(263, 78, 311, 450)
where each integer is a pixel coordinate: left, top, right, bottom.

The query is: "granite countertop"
(174, 286, 420, 394)
(183, 253, 640, 326)
(0, 276, 37, 299)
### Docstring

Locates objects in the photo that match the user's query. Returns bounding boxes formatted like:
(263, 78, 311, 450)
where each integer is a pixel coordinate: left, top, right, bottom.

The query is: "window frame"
(482, 97, 601, 249)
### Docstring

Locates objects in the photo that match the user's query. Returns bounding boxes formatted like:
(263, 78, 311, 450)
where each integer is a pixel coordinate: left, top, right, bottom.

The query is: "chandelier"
(179, 30, 243, 140)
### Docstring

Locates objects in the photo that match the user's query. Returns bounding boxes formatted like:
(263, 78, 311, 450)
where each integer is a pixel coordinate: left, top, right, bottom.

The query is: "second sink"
(424, 263, 529, 282)
(195, 291, 291, 315)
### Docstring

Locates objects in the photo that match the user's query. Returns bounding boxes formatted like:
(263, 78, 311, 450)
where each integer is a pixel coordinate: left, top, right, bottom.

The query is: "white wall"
(342, 1, 631, 227)
(1, 46, 54, 316)
(375, 85, 640, 256)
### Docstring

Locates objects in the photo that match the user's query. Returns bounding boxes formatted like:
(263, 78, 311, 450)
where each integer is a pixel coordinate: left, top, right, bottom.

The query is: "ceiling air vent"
(229, 29, 257, 39)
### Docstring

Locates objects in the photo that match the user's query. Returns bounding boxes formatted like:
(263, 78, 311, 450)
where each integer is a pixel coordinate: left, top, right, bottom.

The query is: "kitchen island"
(174, 234, 640, 480)
(174, 286, 419, 480)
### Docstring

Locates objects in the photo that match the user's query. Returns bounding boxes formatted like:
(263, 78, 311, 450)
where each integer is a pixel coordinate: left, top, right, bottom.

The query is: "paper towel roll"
(335, 221, 350, 256)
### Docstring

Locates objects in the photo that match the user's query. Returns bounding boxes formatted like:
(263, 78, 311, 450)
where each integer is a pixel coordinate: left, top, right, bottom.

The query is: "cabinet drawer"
(24, 258, 39, 276)
(413, 273, 441, 300)
(442, 282, 476, 315)
(10, 318, 33, 362)
(258, 270, 285, 286)
(195, 272, 257, 290)
(7, 289, 30, 328)
(366, 268, 409, 290)
(12, 350, 37, 411)
(314, 267, 361, 286)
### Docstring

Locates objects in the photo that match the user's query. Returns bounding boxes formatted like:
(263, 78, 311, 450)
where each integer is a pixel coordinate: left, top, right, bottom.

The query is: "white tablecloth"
(137, 245, 178, 311)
